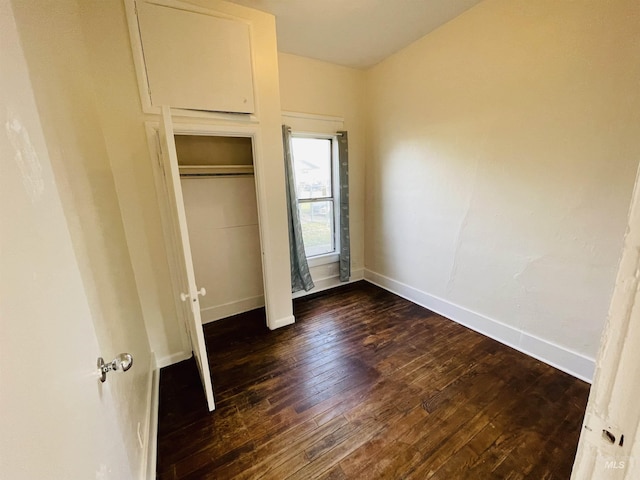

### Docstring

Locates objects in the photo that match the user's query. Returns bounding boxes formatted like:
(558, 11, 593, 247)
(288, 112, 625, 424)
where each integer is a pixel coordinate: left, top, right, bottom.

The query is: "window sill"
(307, 253, 339, 268)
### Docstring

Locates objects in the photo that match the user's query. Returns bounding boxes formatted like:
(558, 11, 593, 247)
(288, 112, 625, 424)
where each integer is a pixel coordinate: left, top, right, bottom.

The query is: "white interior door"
(159, 106, 215, 411)
(1, 4, 132, 476)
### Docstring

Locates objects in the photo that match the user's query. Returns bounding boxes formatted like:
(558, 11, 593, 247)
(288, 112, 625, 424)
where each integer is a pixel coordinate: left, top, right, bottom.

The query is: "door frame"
(571, 163, 640, 478)
(145, 117, 273, 356)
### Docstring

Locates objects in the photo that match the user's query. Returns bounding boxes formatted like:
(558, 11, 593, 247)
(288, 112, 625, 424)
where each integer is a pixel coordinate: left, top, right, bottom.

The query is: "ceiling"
(226, 0, 483, 69)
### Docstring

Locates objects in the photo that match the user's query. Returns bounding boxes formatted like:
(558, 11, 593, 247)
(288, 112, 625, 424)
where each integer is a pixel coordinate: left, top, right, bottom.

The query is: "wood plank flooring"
(156, 281, 590, 479)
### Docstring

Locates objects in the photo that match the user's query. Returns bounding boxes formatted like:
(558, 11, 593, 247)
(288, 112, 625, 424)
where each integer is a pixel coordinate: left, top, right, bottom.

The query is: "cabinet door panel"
(137, 1, 255, 114)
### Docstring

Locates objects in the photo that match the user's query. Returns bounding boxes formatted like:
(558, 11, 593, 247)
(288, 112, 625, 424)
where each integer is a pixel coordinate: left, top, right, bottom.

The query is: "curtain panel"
(282, 125, 315, 292)
(337, 131, 351, 282)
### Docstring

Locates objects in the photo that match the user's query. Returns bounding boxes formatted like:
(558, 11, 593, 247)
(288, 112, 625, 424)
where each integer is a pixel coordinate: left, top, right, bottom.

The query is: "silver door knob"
(98, 353, 133, 383)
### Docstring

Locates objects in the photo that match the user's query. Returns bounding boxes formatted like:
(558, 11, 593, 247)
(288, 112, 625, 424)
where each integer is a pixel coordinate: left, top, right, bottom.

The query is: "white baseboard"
(364, 269, 595, 383)
(267, 269, 365, 330)
(269, 314, 295, 330)
(156, 350, 191, 369)
(292, 268, 365, 299)
(141, 353, 159, 480)
(200, 295, 265, 324)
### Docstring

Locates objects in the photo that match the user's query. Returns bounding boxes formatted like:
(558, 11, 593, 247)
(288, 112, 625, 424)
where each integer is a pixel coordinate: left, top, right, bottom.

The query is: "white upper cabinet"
(130, 0, 255, 114)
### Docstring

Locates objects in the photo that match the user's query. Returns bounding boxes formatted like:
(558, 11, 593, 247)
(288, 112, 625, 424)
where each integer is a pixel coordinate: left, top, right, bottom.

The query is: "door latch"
(98, 353, 133, 383)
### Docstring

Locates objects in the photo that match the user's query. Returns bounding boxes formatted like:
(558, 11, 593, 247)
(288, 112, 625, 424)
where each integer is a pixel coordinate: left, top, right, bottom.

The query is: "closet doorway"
(149, 108, 269, 411)
(176, 134, 264, 325)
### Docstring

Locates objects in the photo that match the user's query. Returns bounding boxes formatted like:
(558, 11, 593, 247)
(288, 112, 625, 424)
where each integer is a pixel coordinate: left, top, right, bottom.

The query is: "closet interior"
(175, 134, 265, 324)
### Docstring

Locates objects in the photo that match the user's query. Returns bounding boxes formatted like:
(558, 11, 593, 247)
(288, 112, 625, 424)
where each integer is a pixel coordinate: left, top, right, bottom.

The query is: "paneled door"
(158, 105, 215, 411)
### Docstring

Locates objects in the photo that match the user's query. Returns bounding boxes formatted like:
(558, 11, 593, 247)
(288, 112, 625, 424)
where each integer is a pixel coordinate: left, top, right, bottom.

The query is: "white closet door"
(159, 106, 215, 411)
(136, 0, 255, 114)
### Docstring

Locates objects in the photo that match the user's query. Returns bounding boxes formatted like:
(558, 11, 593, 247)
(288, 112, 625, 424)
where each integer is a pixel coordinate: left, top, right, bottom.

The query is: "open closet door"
(159, 106, 215, 411)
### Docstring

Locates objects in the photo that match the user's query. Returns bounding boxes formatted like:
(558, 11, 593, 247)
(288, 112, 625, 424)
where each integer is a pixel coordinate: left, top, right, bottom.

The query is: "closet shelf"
(179, 164, 254, 177)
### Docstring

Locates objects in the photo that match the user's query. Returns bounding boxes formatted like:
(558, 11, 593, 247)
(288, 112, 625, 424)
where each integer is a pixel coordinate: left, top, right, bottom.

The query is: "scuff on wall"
(445, 154, 479, 298)
(5, 111, 44, 203)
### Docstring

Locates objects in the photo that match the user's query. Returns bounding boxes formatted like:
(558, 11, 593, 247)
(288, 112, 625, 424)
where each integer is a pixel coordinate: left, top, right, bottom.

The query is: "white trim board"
(201, 295, 265, 324)
(142, 353, 159, 480)
(155, 350, 191, 369)
(282, 111, 344, 123)
(269, 314, 295, 330)
(282, 111, 344, 136)
(292, 268, 365, 299)
(364, 269, 595, 383)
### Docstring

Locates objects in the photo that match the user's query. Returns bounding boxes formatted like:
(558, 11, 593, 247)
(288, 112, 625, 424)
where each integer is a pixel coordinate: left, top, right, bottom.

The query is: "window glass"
(291, 136, 337, 258)
(299, 201, 334, 256)
(292, 138, 332, 200)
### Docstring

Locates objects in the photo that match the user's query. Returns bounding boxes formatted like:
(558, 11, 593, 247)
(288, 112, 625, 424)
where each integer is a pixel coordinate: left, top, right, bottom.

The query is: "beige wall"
(10, 0, 153, 476)
(278, 53, 367, 286)
(365, 0, 640, 377)
(177, 135, 264, 322)
(182, 176, 265, 322)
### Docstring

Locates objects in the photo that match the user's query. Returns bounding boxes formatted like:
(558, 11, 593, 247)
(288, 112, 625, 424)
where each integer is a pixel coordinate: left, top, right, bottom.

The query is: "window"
(291, 136, 339, 258)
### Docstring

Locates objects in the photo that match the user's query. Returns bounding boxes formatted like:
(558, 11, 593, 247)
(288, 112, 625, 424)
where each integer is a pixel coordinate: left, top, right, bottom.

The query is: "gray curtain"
(337, 131, 351, 282)
(282, 125, 315, 292)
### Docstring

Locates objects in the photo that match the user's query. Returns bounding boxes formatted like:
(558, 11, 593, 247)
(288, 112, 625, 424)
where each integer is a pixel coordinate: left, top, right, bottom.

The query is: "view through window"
(291, 137, 336, 257)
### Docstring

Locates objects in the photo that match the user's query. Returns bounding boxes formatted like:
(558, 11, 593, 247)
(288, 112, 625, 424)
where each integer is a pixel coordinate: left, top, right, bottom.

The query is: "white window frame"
(291, 133, 340, 267)
(283, 111, 344, 268)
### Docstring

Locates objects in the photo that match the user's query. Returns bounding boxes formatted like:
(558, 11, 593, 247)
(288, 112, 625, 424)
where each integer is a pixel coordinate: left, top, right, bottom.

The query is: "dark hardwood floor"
(157, 281, 590, 479)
